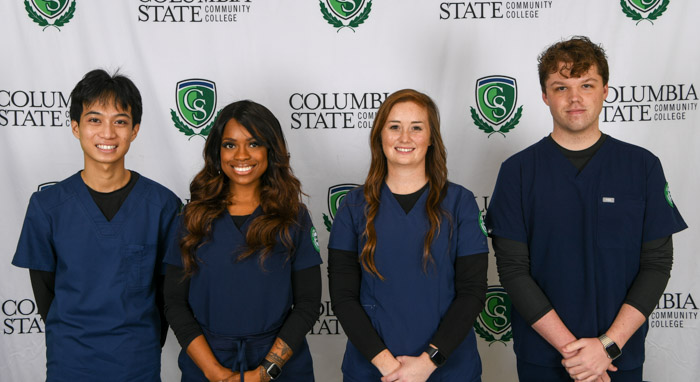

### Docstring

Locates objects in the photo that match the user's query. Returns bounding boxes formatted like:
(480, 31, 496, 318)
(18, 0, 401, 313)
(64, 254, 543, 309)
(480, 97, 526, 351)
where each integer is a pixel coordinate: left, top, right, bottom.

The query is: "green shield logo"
(474, 286, 513, 345)
(176, 79, 217, 129)
(627, 0, 661, 12)
(326, 0, 365, 20)
(38, 182, 57, 191)
(323, 183, 359, 232)
(476, 76, 517, 126)
(328, 184, 358, 219)
(31, 0, 69, 19)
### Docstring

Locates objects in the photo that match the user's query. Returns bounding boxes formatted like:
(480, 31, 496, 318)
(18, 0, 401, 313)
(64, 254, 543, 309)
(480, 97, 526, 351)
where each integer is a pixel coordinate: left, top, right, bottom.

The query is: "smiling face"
(542, 63, 608, 138)
(380, 101, 431, 172)
(220, 118, 268, 192)
(71, 99, 139, 170)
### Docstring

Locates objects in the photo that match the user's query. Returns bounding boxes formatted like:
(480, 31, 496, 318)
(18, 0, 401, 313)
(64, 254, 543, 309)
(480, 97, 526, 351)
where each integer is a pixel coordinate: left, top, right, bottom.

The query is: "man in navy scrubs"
(12, 69, 181, 381)
(486, 36, 687, 382)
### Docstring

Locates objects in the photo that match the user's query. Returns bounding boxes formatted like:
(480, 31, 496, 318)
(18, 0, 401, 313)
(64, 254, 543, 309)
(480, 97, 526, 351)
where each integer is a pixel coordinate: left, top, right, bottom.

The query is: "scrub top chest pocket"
(596, 195, 644, 249)
(123, 244, 158, 290)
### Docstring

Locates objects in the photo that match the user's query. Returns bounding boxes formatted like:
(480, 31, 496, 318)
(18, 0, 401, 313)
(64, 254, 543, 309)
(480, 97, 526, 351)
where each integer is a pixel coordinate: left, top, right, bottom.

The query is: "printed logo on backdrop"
(323, 183, 360, 232)
(650, 292, 697, 329)
(138, 0, 252, 23)
(24, 0, 77, 31)
(621, 0, 669, 25)
(310, 301, 342, 335)
(602, 83, 697, 123)
(0, 89, 70, 127)
(38, 182, 57, 191)
(474, 286, 512, 345)
(320, 0, 372, 32)
(439, 1, 555, 20)
(3, 299, 44, 335)
(289, 92, 389, 129)
(471, 76, 523, 137)
(171, 79, 221, 140)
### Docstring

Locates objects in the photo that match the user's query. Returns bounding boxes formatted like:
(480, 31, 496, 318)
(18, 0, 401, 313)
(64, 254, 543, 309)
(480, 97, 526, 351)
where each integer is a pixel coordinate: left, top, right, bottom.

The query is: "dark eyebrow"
(387, 120, 425, 124)
(83, 111, 132, 119)
(221, 137, 257, 142)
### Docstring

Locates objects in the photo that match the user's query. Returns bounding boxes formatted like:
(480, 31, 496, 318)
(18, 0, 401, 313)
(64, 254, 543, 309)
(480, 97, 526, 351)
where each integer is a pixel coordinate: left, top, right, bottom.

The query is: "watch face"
(263, 360, 282, 380)
(606, 343, 622, 360)
(426, 347, 447, 367)
(432, 351, 447, 367)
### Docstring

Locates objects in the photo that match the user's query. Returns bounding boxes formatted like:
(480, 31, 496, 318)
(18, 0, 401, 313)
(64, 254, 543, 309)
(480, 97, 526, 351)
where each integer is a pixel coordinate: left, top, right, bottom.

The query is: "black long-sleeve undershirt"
(492, 235, 673, 325)
(163, 264, 321, 354)
(328, 248, 488, 362)
(29, 269, 54, 321)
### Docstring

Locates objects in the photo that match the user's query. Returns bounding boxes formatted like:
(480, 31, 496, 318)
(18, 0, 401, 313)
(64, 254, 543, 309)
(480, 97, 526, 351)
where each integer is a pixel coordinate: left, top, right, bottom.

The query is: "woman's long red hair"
(361, 89, 448, 280)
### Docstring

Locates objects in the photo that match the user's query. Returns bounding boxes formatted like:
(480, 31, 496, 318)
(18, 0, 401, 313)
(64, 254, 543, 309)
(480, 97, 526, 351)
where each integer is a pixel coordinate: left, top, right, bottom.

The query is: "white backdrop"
(1, 1, 698, 381)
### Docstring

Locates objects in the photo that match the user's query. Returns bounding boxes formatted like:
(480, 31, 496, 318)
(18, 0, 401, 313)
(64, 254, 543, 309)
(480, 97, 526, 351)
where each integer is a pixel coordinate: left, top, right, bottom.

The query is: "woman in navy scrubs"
(328, 89, 489, 382)
(164, 100, 322, 382)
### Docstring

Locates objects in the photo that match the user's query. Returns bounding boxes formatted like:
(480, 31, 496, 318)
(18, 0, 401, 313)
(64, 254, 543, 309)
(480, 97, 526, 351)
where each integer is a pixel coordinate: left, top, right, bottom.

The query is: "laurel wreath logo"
(24, 0, 76, 31)
(320, 0, 372, 32)
(621, 0, 669, 25)
(471, 105, 522, 138)
(171, 109, 221, 140)
(474, 321, 513, 346)
(323, 214, 333, 232)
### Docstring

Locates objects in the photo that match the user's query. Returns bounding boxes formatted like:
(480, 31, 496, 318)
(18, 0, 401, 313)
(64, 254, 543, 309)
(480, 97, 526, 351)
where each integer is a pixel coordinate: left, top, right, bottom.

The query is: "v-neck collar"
(226, 205, 263, 237)
(543, 136, 612, 181)
(382, 182, 429, 216)
(69, 171, 146, 237)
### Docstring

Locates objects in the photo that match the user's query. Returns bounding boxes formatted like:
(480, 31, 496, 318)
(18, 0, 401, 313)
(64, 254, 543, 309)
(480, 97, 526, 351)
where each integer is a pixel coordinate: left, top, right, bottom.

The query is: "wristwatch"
(425, 345, 446, 367)
(598, 334, 622, 361)
(261, 359, 282, 380)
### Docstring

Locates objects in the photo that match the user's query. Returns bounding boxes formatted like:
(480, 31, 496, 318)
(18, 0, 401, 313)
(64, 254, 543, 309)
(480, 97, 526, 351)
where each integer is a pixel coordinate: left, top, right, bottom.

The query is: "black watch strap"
(261, 359, 282, 380)
(425, 345, 446, 367)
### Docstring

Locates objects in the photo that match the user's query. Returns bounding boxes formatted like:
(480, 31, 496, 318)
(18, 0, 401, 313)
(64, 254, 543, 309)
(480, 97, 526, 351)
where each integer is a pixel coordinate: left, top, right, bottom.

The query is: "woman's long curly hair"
(361, 89, 448, 280)
(180, 100, 305, 277)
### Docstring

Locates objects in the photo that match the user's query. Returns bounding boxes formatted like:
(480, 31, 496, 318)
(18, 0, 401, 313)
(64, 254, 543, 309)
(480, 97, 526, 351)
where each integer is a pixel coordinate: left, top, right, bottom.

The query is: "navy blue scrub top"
(164, 207, 322, 341)
(12, 172, 181, 382)
(486, 136, 687, 370)
(329, 182, 488, 381)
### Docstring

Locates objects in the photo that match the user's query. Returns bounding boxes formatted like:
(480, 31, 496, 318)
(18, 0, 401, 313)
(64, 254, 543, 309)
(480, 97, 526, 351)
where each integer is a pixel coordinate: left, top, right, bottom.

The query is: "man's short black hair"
(69, 69, 143, 126)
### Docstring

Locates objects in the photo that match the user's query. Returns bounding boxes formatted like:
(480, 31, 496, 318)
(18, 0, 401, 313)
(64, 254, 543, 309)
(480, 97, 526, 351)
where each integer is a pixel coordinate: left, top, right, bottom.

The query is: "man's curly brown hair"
(538, 36, 609, 93)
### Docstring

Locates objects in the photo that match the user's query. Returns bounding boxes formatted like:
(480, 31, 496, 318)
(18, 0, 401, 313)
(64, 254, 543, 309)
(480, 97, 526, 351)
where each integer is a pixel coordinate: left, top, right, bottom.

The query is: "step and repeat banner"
(1, 1, 698, 381)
